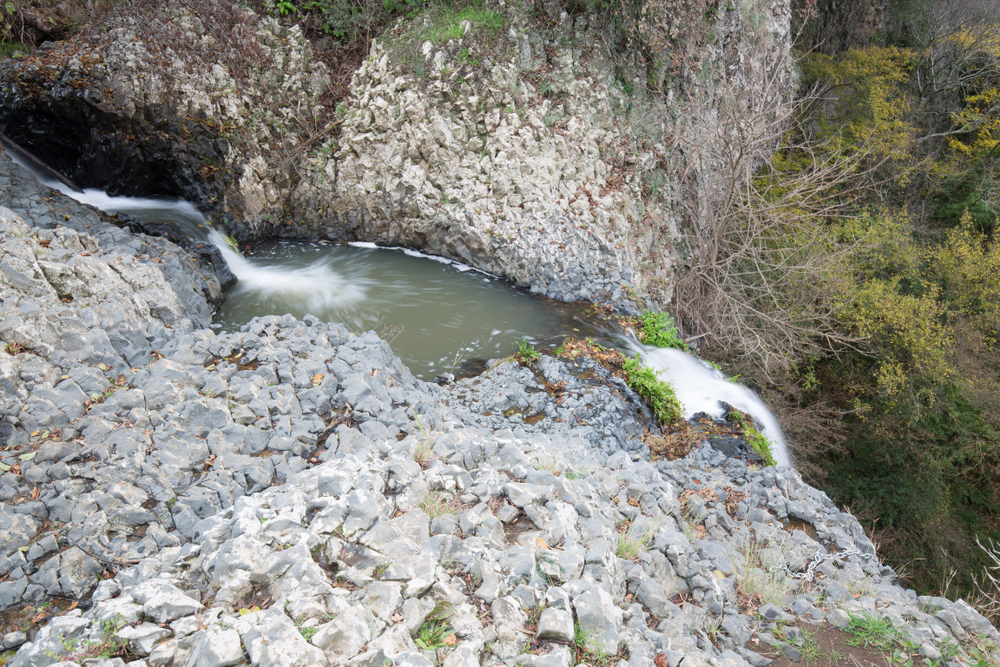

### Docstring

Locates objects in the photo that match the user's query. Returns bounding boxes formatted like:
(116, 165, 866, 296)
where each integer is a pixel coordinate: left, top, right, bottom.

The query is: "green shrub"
(637, 311, 686, 349)
(622, 355, 682, 424)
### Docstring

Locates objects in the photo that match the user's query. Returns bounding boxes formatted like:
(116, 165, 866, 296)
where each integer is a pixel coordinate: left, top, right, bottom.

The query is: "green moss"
(0, 41, 26, 59)
(743, 424, 776, 467)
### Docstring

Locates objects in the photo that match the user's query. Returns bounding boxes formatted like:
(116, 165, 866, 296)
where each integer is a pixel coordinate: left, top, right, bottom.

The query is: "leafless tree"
(672, 64, 882, 380)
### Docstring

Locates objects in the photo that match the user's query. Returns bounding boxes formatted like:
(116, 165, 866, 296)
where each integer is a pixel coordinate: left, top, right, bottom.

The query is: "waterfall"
(4, 139, 794, 467)
(623, 339, 792, 467)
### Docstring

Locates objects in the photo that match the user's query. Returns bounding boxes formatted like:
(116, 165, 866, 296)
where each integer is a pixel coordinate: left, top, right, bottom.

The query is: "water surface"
(211, 235, 591, 378)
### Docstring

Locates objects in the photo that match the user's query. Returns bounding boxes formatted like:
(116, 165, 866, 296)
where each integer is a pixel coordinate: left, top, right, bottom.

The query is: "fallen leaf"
(391, 611, 404, 623)
(31, 613, 47, 623)
(536, 537, 549, 549)
(67, 601, 77, 611)
(19, 452, 35, 461)
(655, 654, 667, 667)
(442, 634, 457, 646)
(31, 487, 39, 500)
(312, 373, 324, 386)
(30, 430, 39, 437)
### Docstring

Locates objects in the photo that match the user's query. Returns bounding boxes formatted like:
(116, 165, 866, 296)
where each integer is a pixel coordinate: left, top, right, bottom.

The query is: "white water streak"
(210, 231, 368, 311)
(626, 340, 792, 467)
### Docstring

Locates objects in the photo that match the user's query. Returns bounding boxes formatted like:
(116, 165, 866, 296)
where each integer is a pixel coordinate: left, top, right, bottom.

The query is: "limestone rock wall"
(275, 0, 793, 308)
(0, 0, 792, 309)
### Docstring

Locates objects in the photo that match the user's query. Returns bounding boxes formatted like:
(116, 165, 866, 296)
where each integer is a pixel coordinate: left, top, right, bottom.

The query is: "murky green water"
(212, 239, 603, 379)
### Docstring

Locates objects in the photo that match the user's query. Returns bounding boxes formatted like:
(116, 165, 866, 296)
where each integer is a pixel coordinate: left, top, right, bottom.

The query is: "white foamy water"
(350, 240, 483, 274)
(625, 340, 791, 467)
(6, 145, 210, 240)
(211, 231, 369, 312)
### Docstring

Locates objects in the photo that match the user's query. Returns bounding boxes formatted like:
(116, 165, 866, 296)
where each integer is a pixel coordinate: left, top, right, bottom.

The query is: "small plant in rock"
(415, 620, 455, 650)
(622, 355, 683, 424)
(514, 339, 541, 366)
(572, 622, 627, 666)
(421, 491, 455, 518)
(728, 412, 776, 466)
(845, 614, 901, 650)
(735, 536, 799, 613)
(636, 311, 687, 350)
(68, 614, 129, 661)
(534, 455, 561, 476)
(615, 519, 660, 560)
(796, 628, 823, 665)
(413, 438, 435, 470)
(409, 407, 440, 469)
(373, 562, 390, 579)
(742, 423, 776, 467)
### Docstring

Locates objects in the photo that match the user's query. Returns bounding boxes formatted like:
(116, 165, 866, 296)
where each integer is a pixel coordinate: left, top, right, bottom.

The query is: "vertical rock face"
(0, 0, 791, 310)
(287, 0, 794, 308)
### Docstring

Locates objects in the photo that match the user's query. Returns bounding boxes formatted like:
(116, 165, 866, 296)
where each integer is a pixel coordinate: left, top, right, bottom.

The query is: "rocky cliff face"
(0, 0, 791, 310)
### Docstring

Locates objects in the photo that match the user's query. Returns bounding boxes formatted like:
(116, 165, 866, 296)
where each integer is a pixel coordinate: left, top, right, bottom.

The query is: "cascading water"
(623, 338, 791, 467)
(5, 140, 793, 467)
(5, 140, 211, 240)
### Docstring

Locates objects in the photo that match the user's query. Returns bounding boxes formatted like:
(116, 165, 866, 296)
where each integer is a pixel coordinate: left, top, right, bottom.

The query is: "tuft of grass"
(413, 438, 435, 469)
(622, 355, 683, 424)
(534, 454, 562, 475)
(845, 614, 901, 650)
(409, 406, 440, 469)
(615, 519, 660, 560)
(636, 311, 687, 350)
(735, 536, 799, 611)
(420, 491, 455, 518)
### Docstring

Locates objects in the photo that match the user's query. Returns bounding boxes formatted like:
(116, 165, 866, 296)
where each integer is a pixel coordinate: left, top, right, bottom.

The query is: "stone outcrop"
(0, 0, 792, 310)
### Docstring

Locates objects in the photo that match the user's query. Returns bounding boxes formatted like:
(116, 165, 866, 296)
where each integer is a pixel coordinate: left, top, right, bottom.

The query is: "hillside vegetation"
(677, 0, 1000, 601)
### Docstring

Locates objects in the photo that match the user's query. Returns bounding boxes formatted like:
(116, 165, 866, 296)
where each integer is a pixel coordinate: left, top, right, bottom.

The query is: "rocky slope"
(1, 152, 998, 667)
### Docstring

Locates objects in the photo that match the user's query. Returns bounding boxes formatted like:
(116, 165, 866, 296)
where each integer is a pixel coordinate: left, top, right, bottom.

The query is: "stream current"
(6, 145, 792, 467)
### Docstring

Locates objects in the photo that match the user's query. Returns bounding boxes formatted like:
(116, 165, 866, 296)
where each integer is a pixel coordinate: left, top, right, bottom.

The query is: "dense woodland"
(5, 0, 1000, 610)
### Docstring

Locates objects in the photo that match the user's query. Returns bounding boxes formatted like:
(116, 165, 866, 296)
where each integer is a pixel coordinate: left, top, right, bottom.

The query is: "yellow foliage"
(931, 211, 1000, 324)
(948, 25, 1000, 60)
(843, 211, 1000, 411)
(802, 47, 917, 166)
